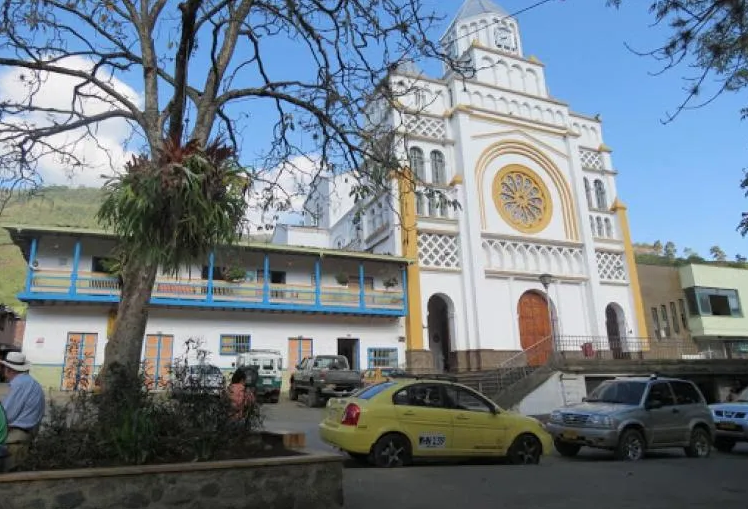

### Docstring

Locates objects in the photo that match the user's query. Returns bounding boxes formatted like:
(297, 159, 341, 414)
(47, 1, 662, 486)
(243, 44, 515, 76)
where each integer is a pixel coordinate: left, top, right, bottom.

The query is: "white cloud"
(0, 55, 142, 187)
(244, 154, 324, 232)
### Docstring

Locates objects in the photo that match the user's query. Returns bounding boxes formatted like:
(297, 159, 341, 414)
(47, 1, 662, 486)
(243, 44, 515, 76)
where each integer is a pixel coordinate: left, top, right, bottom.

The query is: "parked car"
(236, 349, 282, 403)
(290, 355, 362, 407)
(546, 375, 715, 461)
(173, 364, 225, 396)
(709, 386, 748, 452)
(361, 367, 409, 387)
(319, 376, 552, 467)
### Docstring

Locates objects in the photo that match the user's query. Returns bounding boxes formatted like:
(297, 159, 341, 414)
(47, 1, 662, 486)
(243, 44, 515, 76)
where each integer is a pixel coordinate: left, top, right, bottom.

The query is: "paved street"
(263, 399, 748, 509)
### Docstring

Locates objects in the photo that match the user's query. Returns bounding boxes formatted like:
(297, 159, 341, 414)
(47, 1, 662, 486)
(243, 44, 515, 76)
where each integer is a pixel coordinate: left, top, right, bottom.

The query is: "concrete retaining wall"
(0, 451, 343, 509)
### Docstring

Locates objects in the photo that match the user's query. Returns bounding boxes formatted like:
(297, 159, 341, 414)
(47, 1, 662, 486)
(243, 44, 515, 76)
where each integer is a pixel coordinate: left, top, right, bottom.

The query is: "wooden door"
(62, 333, 97, 390)
(144, 334, 174, 390)
(288, 337, 313, 370)
(518, 292, 552, 366)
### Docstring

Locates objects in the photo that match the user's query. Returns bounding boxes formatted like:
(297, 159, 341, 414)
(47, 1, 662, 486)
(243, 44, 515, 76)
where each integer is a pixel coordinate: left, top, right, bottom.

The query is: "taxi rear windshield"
(357, 382, 397, 400)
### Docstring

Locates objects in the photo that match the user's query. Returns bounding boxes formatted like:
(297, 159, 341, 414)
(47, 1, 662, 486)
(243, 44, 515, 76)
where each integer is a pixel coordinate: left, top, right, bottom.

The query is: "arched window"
(415, 192, 425, 216)
(430, 150, 446, 184)
(596, 217, 604, 237)
(593, 179, 607, 210)
(583, 178, 593, 209)
(589, 216, 595, 234)
(604, 218, 612, 238)
(408, 147, 424, 180)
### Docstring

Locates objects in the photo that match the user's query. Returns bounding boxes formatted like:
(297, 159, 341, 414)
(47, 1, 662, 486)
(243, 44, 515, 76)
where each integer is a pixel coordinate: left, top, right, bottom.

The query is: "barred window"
(220, 334, 251, 355)
(367, 348, 398, 368)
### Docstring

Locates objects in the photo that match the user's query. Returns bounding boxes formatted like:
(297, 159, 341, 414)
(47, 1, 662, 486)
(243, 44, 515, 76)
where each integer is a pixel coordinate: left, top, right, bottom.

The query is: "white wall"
(22, 306, 406, 374)
(516, 372, 587, 415)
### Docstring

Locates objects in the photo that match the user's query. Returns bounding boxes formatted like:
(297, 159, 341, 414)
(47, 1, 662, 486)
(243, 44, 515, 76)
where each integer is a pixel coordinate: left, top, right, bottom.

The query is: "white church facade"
(8, 0, 649, 390)
(300, 0, 649, 372)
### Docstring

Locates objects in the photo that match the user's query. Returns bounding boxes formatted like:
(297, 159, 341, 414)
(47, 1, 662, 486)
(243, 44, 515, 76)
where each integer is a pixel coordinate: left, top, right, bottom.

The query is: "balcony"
(20, 270, 407, 316)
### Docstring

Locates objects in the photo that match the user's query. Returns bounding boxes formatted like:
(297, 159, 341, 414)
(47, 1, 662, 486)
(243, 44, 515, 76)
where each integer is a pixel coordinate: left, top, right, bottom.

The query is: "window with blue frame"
(220, 334, 251, 355)
(367, 347, 398, 368)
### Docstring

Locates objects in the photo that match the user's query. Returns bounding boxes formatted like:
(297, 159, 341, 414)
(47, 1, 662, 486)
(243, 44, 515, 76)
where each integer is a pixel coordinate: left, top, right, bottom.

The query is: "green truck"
(236, 349, 283, 403)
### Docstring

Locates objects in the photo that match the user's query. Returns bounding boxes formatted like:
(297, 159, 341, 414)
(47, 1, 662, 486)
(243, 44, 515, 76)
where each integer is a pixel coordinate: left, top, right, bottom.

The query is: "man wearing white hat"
(0, 352, 45, 472)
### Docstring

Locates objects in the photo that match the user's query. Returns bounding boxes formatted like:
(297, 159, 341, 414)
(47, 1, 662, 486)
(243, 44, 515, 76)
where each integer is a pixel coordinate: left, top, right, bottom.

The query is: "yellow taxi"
(319, 376, 552, 467)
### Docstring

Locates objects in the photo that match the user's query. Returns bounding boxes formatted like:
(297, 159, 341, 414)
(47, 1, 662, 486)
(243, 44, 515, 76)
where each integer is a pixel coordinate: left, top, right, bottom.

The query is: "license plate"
(562, 430, 578, 440)
(263, 379, 273, 385)
(717, 422, 741, 431)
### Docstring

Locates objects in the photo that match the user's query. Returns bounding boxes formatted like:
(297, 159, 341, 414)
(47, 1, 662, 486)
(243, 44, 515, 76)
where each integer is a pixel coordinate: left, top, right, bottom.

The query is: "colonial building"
(7, 225, 408, 390)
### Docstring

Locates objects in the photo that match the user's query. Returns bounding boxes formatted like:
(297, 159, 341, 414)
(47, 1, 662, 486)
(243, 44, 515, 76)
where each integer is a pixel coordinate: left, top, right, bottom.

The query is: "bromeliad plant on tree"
(96, 139, 250, 390)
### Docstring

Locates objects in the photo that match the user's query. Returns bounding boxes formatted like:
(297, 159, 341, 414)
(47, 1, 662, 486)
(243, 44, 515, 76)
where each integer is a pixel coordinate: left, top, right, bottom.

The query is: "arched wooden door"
(606, 304, 626, 360)
(518, 291, 552, 366)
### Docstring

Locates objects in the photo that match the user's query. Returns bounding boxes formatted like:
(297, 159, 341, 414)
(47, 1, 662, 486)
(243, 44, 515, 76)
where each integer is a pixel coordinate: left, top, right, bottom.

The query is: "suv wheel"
(554, 439, 581, 457)
(615, 428, 646, 461)
(684, 427, 711, 458)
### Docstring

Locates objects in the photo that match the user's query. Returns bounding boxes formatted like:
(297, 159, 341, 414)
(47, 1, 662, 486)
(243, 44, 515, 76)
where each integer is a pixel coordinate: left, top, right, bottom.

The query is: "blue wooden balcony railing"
(18, 239, 407, 316)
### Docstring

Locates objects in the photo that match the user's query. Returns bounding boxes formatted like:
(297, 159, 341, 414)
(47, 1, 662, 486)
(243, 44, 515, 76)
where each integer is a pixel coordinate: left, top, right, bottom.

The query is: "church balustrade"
(481, 236, 585, 278)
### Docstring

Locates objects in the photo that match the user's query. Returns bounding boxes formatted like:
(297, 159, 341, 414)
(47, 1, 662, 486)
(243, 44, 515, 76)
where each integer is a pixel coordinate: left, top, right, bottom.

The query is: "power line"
(448, 0, 563, 45)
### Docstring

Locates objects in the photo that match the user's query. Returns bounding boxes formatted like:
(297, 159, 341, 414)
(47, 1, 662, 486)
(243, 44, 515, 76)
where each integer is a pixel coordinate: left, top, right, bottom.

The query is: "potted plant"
(382, 276, 399, 290)
(224, 266, 246, 283)
(335, 272, 349, 286)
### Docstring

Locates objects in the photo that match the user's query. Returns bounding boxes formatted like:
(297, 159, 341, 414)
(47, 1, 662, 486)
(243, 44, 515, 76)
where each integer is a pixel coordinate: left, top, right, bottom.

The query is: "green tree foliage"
(653, 240, 663, 255)
(710, 245, 727, 261)
(664, 241, 677, 259)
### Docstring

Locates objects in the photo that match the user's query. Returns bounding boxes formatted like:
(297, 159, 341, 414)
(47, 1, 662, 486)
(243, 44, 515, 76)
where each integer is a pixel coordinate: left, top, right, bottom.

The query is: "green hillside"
(0, 186, 105, 314)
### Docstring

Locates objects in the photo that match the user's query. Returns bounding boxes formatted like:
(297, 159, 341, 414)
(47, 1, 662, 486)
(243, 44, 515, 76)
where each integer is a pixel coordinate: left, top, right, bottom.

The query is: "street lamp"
(539, 273, 555, 351)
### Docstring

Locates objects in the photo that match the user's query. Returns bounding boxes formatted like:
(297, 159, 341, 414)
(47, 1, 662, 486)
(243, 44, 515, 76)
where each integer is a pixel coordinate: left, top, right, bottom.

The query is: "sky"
(0, 0, 745, 258)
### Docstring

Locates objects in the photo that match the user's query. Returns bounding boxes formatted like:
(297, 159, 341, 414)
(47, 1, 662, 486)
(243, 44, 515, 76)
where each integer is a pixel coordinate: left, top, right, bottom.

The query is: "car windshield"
(356, 382, 397, 400)
(314, 356, 348, 369)
(736, 387, 748, 402)
(586, 380, 646, 405)
(247, 358, 276, 370)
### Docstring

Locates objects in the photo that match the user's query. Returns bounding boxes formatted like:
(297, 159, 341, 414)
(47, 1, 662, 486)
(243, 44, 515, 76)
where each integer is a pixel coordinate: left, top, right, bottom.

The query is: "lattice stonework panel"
(596, 250, 627, 282)
(404, 114, 446, 140)
(418, 233, 460, 269)
(579, 149, 603, 170)
(481, 238, 585, 277)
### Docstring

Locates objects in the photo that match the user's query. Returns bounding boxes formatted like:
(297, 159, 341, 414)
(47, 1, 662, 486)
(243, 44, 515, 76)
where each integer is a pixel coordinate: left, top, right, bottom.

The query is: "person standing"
(0, 352, 45, 472)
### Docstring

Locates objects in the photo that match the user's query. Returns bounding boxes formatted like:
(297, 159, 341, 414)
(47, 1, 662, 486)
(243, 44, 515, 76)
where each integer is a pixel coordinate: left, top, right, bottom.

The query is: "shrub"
(23, 348, 263, 471)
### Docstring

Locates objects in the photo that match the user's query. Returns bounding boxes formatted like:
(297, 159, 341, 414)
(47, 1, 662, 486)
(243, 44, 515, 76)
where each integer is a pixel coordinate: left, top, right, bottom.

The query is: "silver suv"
(546, 375, 715, 461)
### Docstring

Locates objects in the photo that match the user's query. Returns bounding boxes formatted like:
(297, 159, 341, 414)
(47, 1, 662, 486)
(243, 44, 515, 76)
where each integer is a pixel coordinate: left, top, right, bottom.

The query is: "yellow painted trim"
(528, 55, 542, 64)
(492, 164, 553, 235)
(474, 139, 580, 241)
(398, 170, 424, 351)
(612, 198, 649, 344)
(599, 143, 612, 153)
(449, 175, 463, 187)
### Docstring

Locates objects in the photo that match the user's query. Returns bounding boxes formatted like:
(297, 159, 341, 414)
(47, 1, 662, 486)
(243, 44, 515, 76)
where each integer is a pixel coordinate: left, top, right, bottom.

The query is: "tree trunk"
(99, 258, 159, 392)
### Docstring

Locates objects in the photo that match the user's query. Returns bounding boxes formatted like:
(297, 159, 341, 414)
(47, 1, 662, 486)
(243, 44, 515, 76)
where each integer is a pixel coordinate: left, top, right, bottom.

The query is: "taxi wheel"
(372, 433, 412, 468)
(714, 437, 736, 453)
(684, 427, 711, 458)
(507, 434, 542, 465)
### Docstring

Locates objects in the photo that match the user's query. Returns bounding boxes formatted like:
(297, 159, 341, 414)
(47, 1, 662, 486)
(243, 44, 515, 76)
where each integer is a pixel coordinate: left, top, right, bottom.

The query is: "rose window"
(492, 165, 552, 233)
